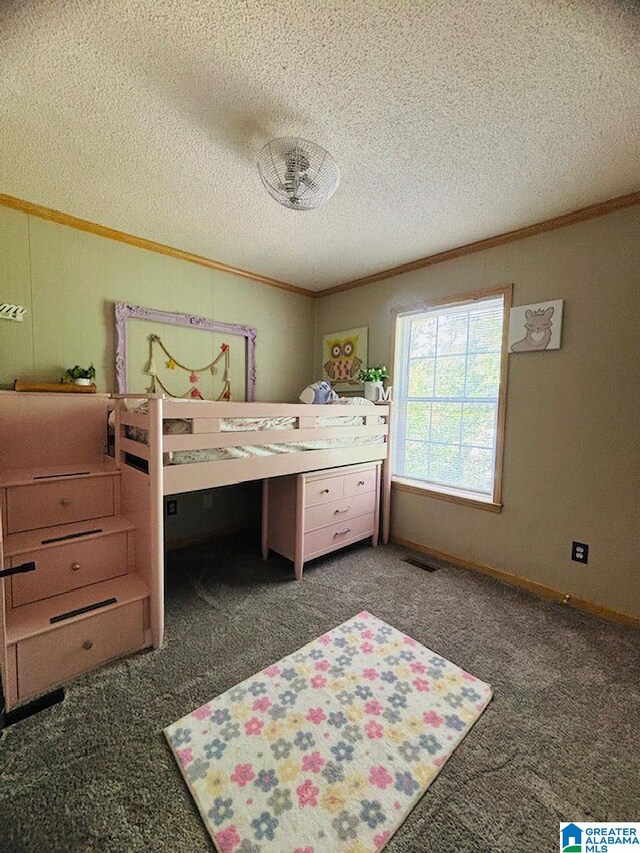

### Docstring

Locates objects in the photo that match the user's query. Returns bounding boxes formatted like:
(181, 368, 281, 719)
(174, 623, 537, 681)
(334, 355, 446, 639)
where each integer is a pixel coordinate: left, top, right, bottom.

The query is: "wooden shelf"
(5, 574, 148, 644)
(4, 515, 135, 558)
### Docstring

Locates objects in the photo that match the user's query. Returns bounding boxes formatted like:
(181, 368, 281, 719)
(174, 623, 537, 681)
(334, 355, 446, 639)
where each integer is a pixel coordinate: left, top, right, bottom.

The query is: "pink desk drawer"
(304, 491, 376, 532)
(304, 512, 374, 558)
(11, 532, 128, 607)
(6, 477, 114, 533)
(344, 467, 377, 497)
(17, 599, 144, 700)
(304, 475, 344, 507)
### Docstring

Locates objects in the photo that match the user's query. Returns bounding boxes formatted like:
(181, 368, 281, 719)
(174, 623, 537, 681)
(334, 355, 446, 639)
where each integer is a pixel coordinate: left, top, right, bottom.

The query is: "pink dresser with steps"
(262, 461, 381, 579)
(0, 392, 153, 712)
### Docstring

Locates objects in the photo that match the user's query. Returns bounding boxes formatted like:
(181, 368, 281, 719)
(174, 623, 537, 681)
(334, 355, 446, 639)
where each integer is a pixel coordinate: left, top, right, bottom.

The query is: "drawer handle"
(321, 488, 330, 494)
(334, 505, 351, 514)
(71, 562, 81, 571)
(61, 498, 71, 507)
(83, 640, 93, 651)
(334, 528, 351, 537)
(357, 480, 365, 486)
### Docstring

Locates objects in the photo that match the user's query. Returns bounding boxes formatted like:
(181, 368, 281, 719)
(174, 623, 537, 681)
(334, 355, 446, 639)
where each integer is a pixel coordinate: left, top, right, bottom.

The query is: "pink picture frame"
(114, 302, 257, 400)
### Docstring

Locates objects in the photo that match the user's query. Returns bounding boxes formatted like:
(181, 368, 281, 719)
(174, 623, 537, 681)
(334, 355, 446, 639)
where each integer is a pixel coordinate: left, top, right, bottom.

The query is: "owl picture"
(322, 327, 368, 389)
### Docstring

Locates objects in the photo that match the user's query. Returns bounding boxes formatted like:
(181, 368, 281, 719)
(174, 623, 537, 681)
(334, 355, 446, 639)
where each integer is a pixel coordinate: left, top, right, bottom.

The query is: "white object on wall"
(0, 303, 26, 322)
(509, 300, 564, 352)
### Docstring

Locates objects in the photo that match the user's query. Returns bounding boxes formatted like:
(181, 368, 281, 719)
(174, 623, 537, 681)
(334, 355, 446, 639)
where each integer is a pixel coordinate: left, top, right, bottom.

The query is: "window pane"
(436, 313, 468, 355)
(465, 352, 501, 397)
(406, 402, 431, 440)
(461, 446, 493, 493)
(429, 444, 461, 486)
(410, 316, 437, 357)
(394, 295, 504, 500)
(434, 356, 465, 397)
(461, 403, 496, 448)
(468, 311, 502, 353)
(404, 441, 430, 479)
(431, 402, 462, 444)
(408, 358, 435, 397)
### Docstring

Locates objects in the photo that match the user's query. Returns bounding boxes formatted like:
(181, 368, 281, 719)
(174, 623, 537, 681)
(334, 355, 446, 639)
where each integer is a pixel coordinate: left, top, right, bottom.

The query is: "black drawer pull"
(334, 528, 351, 537)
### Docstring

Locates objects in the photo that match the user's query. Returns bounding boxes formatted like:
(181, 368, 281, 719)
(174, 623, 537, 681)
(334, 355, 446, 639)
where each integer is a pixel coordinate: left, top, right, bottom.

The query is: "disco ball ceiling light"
(257, 137, 340, 211)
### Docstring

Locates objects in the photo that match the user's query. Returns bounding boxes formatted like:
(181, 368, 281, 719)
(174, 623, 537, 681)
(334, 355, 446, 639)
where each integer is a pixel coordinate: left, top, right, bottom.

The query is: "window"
(392, 288, 510, 508)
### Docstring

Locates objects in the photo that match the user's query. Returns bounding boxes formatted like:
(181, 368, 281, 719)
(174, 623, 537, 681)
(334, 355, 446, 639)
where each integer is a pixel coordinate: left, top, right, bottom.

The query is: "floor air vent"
(403, 557, 439, 573)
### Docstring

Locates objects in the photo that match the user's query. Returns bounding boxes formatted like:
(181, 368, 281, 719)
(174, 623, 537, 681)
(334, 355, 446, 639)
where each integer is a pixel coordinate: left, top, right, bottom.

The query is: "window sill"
(391, 477, 503, 513)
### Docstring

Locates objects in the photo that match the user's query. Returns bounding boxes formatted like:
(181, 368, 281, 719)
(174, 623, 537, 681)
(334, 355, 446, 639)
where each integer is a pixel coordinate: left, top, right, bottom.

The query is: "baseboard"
(392, 536, 640, 629)
(166, 524, 259, 553)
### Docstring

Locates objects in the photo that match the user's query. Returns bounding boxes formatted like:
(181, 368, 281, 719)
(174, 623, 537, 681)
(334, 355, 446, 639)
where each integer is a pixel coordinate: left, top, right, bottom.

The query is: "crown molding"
(0, 193, 315, 298)
(319, 190, 640, 297)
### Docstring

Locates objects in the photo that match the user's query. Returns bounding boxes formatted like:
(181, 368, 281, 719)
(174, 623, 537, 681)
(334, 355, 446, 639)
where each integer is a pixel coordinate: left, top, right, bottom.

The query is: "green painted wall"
(0, 206, 315, 548)
(0, 207, 314, 399)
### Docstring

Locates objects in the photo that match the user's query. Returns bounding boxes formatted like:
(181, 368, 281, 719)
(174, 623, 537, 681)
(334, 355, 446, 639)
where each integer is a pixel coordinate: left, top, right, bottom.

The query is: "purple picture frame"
(114, 302, 257, 400)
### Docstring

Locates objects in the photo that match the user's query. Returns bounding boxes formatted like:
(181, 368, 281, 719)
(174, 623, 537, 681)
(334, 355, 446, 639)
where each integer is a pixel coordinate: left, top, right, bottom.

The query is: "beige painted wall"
(0, 207, 316, 547)
(315, 207, 640, 618)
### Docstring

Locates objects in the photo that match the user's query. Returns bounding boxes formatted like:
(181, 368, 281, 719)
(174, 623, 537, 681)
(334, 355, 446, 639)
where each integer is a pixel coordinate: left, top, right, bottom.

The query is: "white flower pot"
(363, 380, 383, 402)
(74, 378, 92, 386)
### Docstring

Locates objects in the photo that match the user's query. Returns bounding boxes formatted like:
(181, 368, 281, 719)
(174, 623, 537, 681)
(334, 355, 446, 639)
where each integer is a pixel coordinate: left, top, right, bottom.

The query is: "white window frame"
(391, 285, 511, 512)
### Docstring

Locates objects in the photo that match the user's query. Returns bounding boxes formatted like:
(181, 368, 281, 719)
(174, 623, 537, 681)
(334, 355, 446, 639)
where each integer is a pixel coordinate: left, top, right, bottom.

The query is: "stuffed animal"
(299, 380, 339, 405)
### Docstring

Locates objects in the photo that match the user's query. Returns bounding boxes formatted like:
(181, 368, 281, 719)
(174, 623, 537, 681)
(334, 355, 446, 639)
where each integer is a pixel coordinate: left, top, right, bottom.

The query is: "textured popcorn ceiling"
(1, 1, 639, 291)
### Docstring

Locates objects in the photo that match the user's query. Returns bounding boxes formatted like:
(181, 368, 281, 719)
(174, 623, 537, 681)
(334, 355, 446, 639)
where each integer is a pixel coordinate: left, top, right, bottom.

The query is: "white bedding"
(119, 399, 384, 465)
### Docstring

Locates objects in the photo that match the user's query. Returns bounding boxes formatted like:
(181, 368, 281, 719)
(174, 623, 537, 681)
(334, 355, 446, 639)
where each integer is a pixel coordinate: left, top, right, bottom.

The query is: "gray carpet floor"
(1, 534, 639, 852)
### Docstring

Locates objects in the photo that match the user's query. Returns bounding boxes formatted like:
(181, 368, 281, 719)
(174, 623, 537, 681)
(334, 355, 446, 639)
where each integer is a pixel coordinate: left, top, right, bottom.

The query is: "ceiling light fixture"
(257, 137, 340, 211)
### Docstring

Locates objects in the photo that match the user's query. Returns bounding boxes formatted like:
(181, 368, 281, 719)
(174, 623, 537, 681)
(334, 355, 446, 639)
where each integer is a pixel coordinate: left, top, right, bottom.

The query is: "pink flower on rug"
(463, 672, 477, 681)
(253, 697, 272, 712)
(369, 766, 393, 789)
(411, 661, 427, 674)
(423, 711, 443, 727)
(314, 660, 330, 671)
(307, 708, 327, 724)
(361, 629, 375, 639)
(177, 747, 193, 766)
(413, 678, 430, 692)
(362, 668, 379, 681)
(365, 720, 384, 739)
(374, 830, 392, 849)
(191, 704, 211, 720)
(294, 848, 314, 853)
(310, 675, 327, 688)
(318, 635, 332, 646)
(245, 717, 264, 736)
(302, 751, 325, 773)
(263, 665, 280, 677)
(365, 699, 383, 716)
(230, 763, 255, 787)
(403, 636, 417, 646)
(358, 611, 371, 619)
(360, 642, 374, 654)
(215, 826, 241, 853)
(296, 779, 319, 807)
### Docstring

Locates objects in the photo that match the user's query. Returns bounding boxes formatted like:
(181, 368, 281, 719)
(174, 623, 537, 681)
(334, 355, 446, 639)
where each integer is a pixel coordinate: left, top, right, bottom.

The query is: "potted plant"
(357, 365, 389, 401)
(64, 363, 96, 387)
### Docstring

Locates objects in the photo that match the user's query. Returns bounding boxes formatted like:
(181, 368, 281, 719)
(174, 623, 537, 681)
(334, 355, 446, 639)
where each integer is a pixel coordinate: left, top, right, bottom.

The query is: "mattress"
(120, 401, 384, 465)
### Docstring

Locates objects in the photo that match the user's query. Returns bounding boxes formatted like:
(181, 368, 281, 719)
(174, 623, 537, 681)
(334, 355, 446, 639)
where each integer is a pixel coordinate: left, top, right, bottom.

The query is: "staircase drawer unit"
(6, 475, 115, 533)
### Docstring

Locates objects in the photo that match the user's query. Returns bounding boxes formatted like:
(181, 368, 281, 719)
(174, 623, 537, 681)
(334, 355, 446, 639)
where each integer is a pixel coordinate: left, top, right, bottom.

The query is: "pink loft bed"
(113, 395, 392, 644)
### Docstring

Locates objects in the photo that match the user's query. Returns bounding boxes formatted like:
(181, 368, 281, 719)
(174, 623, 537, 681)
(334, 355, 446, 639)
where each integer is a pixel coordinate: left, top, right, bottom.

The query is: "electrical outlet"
(572, 541, 589, 564)
(167, 498, 178, 516)
(203, 492, 213, 509)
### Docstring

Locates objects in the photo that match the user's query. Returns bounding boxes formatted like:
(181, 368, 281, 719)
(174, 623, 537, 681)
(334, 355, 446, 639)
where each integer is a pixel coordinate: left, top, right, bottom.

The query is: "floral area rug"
(164, 611, 493, 853)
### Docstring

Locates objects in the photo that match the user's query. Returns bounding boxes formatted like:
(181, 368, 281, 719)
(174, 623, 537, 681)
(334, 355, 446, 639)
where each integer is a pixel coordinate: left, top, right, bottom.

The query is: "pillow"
(332, 396, 375, 406)
(299, 381, 339, 405)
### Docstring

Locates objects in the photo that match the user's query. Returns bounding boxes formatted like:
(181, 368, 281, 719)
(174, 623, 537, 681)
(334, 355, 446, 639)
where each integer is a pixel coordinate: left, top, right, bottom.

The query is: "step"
(5, 574, 149, 644)
(3, 515, 136, 558)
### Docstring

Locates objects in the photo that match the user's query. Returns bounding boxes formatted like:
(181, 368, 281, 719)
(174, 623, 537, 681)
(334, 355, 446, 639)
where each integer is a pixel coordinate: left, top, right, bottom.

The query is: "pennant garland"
(144, 334, 231, 400)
